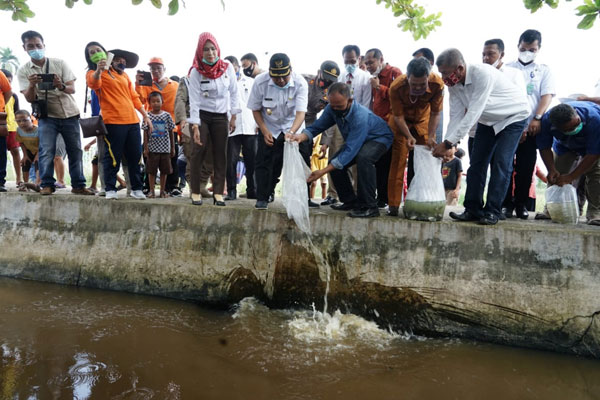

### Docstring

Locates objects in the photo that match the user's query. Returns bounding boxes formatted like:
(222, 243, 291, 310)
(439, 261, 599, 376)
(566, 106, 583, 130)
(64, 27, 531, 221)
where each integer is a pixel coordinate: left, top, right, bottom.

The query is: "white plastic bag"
(546, 184, 579, 224)
(403, 145, 446, 221)
(282, 140, 312, 233)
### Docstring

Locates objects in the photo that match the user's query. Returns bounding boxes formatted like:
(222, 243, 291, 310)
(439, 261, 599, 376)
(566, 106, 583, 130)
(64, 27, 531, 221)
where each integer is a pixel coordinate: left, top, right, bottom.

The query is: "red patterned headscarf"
(191, 32, 227, 80)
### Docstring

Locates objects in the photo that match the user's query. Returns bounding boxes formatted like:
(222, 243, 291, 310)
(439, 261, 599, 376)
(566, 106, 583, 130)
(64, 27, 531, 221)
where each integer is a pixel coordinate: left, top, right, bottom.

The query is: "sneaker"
(321, 196, 338, 206)
(169, 188, 183, 197)
(106, 190, 118, 199)
(130, 190, 146, 200)
(255, 200, 268, 210)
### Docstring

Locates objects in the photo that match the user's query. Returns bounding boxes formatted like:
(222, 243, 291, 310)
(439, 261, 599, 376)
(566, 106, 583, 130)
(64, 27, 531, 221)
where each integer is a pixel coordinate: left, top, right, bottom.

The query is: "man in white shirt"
(432, 48, 530, 225)
(247, 53, 308, 210)
(504, 29, 555, 219)
(223, 56, 257, 201)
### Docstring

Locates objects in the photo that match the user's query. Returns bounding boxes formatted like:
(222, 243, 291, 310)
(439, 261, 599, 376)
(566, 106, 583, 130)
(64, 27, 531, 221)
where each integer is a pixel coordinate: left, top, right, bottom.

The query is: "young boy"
(15, 109, 40, 189)
(142, 91, 175, 198)
(442, 145, 463, 206)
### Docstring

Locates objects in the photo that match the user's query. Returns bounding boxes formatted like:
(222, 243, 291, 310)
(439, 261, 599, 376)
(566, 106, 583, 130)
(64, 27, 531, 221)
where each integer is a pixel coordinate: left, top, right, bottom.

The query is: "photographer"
(17, 30, 92, 196)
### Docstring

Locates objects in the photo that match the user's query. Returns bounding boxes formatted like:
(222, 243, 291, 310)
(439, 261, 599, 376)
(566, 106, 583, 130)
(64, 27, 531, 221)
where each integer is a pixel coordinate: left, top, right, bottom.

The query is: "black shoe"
(321, 196, 338, 206)
(449, 210, 479, 222)
(170, 188, 183, 197)
(268, 193, 275, 203)
(308, 200, 320, 208)
(349, 208, 380, 218)
(255, 200, 268, 210)
(497, 212, 506, 221)
(501, 206, 514, 219)
(0, 186, 6, 192)
(478, 212, 499, 225)
(246, 190, 257, 200)
(387, 206, 399, 216)
(515, 205, 529, 220)
(331, 202, 357, 211)
(224, 190, 237, 201)
(214, 198, 226, 206)
(377, 200, 388, 209)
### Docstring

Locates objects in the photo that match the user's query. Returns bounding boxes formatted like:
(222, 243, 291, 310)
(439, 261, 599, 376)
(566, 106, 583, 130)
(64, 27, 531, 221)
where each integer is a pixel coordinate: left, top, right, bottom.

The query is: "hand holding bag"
(79, 85, 107, 138)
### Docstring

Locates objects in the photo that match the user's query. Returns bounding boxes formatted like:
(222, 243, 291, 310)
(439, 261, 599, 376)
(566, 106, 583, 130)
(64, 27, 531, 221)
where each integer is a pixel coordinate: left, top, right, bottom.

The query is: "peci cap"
(148, 57, 164, 66)
(269, 53, 291, 77)
(320, 60, 340, 82)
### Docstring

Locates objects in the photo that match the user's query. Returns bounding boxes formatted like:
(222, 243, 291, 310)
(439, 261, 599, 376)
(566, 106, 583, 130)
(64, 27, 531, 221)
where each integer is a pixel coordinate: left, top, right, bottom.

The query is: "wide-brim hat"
(108, 49, 139, 69)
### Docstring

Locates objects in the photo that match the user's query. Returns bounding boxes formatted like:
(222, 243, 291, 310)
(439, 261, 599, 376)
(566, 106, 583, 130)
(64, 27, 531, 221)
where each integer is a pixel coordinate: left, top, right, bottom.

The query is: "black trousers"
(375, 147, 392, 204)
(503, 134, 537, 208)
(226, 134, 258, 195)
(255, 132, 311, 202)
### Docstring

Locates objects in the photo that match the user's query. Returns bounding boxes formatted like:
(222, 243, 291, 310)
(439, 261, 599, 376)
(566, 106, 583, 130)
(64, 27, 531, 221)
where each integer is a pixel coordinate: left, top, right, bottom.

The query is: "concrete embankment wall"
(1, 193, 599, 358)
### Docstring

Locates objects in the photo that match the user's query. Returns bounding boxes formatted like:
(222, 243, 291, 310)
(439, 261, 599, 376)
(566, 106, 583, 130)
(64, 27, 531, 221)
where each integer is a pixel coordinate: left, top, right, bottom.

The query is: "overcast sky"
(2, 0, 599, 112)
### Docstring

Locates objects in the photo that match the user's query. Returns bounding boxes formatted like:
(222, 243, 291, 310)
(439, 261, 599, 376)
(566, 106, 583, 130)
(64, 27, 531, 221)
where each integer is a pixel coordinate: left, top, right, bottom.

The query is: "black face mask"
(332, 102, 351, 118)
(243, 64, 255, 77)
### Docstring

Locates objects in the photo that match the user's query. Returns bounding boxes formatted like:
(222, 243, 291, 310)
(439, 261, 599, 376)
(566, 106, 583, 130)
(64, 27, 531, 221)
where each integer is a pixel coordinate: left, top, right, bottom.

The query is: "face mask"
(345, 64, 357, 74)
(518, 50, 536, 64)
(443, 70, 461, 87)
(409, 86, 427, 96)
(332, 102, 351, 118)
(203, 56, 219, 66)
(491, 58, 502, 69)
(274, 79, 291, 90)
(90, 51, 106, 64)
(563, 121, 583, 136)
(115, 63, 126, 71)
(372, 65, 382, 77)
(243, 64, 254, 77)
(28, 49, 45, 60)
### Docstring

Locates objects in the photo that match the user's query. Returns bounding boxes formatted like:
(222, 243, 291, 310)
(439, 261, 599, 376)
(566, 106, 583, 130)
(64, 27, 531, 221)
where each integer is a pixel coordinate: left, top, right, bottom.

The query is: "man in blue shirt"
(288, 82, 393, 218)
(537, 101, 600, 225)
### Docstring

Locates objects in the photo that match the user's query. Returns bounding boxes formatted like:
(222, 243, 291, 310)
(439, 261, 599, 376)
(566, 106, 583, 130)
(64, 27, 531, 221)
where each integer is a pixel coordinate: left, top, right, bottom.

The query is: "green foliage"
(523, 0, 600, 29)
(376, 0, 442, 40)
(0, 47, 20, 74)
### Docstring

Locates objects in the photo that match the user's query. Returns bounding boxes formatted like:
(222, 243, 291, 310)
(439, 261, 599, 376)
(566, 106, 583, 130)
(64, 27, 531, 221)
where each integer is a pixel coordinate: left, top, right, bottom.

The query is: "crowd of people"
(0, 28, 599, 225)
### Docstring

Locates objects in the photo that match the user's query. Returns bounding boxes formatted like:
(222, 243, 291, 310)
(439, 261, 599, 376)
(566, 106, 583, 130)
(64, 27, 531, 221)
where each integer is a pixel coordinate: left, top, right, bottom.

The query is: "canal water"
(1, 277, 599, 400)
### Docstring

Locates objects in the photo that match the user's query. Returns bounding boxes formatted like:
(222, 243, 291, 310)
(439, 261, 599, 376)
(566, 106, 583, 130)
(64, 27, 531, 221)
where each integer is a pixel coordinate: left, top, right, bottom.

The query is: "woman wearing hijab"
(187, 32, 240, 206)
(85, 42, 152, 200)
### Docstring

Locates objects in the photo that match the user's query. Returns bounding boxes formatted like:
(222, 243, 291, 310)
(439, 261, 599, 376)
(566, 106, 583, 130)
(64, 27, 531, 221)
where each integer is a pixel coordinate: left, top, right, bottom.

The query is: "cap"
(320, 60, 340, 82)
(269, 53, 291, 77)
(108, 49, 139, 69)
(148, 57, 164, 66)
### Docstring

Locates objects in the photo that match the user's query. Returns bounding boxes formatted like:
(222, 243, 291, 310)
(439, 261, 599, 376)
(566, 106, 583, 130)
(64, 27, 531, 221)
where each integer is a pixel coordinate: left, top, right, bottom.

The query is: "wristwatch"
(443, 140, 454, 149)
(534, 114, 542, 121)
(58, 84, 66, 91)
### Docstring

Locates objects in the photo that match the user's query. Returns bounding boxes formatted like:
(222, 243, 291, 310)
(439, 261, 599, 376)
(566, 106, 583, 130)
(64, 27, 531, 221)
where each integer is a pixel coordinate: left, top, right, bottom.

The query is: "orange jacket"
(86, 69, 142, 125)
(135, 79, 178, 121)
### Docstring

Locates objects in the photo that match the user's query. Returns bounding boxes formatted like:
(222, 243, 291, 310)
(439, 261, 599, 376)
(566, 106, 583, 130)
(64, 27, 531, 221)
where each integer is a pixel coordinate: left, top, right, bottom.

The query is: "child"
(310, 134, 328, 200)
(14, 110, 40, 189)
(142, 91, 175, 198)
(442, 145, 463, 206)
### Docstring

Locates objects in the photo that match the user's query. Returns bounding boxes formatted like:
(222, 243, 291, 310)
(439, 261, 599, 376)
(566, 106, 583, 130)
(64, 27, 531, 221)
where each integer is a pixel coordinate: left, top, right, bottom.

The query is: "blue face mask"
(345, 64, 357, 74)
(274, 80, 291, 90)
(28, 49, 45, 60)
(563, 121, 583, 136)
(203, 56, 219, 66)
(115, 63, 126, 71)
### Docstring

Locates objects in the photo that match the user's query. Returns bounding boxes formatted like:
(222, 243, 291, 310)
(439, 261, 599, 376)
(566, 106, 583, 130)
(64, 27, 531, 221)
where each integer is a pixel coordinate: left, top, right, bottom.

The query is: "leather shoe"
(501, 206, 514, 219)
(377, 200, 388, 209)
(478, 212, 499, 225)
(224, 190, 237, 201)
(515, 205, 529, 220)
(308, 200, 320, 208)
(268, 193, 275, 203)
(255, 200, 268, 210)
(331, 202, 357, 211)
(387, 206, 399, 216)
(449, 210, 479, 222)
(320, 196, 338, 206)
(348, 208, 380, 218)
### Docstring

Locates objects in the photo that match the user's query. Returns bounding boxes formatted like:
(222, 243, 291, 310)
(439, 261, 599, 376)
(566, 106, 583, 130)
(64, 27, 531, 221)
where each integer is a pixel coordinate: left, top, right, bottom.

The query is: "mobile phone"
(37, 74, 54, 91)
(138, 71, 152, 86)
(105, 52, 114, 70)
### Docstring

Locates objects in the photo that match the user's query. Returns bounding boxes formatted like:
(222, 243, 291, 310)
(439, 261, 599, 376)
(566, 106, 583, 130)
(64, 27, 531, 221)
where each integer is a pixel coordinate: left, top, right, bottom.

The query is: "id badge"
(526, 83, 534, 95)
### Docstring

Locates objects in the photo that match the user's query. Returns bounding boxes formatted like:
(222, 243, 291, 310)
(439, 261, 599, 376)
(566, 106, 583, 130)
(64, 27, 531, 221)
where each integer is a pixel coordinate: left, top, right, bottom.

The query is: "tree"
(0, 47, 20, 74)
(0, 0, 598, 39)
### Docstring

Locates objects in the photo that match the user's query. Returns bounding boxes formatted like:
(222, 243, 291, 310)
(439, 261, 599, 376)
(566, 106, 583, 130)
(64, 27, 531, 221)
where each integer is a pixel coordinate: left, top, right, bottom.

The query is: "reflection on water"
(1, 277, 599, 400)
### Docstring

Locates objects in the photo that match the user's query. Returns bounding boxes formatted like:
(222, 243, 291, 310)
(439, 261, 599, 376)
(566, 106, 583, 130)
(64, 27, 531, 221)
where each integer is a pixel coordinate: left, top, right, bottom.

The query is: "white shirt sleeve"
(540, 67, 556, 97)
(247, 76, 264, 111)
(227, 64, 241, 115)
(186, 69, 202, 125)
(360, 74, 372, 108)
(294, 77, 308, 113)
(445, 68, 496, 144)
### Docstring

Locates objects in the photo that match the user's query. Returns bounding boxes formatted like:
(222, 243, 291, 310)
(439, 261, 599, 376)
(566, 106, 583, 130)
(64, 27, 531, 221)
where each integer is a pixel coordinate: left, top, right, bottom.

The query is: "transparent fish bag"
(282, 140, 312, 233)
(403, 145, 446, 222)
(546, 184, 579, 224)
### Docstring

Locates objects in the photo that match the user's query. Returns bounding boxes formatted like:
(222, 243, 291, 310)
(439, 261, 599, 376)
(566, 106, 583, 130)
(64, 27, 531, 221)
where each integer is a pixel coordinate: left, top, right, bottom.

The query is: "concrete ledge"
(1, 192, 599, 357)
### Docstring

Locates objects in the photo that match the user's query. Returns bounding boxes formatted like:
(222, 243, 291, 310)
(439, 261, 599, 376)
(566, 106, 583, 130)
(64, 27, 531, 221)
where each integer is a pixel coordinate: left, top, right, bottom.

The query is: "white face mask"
(491, 58, 502, 69)
(372, 65, 382, 77)
(518, 50, 536, 64)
